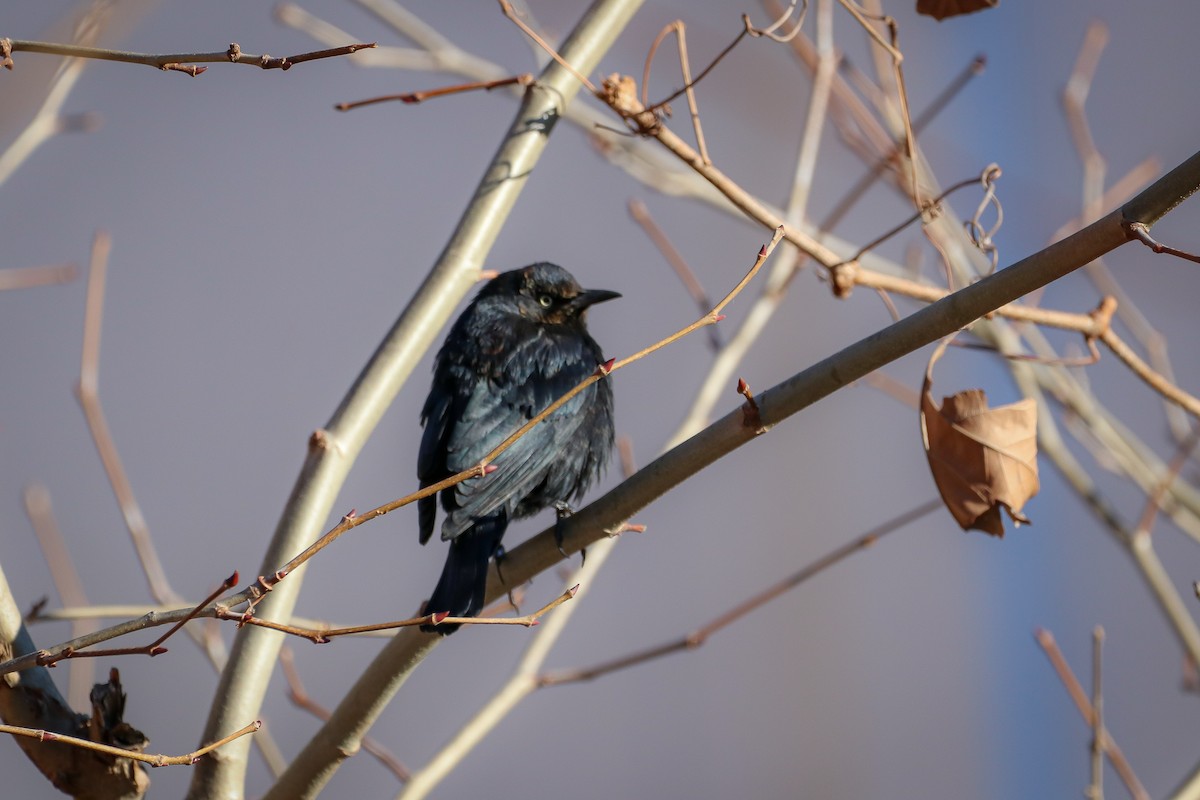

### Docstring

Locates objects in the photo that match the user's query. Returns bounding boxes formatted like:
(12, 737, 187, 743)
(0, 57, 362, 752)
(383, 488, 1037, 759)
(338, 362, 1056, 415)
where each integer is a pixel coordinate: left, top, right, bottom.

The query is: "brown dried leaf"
(920, 337, 1039, 536)
(916, 0, 999, 21)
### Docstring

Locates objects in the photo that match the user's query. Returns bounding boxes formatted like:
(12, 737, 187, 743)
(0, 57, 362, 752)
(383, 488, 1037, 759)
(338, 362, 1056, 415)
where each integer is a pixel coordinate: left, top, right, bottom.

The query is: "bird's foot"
(553, 501, 586, 565)
(493, 542, 509, 586)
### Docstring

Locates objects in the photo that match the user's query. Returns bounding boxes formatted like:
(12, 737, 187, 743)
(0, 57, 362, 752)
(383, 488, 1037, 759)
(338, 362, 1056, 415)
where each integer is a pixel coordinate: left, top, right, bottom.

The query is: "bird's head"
(483, 262, 620, 327)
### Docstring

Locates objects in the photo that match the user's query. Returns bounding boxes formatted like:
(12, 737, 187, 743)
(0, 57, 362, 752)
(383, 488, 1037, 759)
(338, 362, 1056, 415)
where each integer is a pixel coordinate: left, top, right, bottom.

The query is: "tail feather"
(421, 515, 506, 635)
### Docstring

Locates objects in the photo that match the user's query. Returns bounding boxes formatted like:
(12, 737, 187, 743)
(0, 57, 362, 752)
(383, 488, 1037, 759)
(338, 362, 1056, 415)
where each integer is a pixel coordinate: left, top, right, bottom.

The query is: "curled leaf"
(916, 0, 999, 21)
(920, 336, 1038, 536)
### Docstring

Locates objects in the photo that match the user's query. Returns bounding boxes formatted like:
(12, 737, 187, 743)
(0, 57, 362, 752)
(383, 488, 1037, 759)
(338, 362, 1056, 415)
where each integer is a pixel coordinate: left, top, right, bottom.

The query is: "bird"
(417, 262, 618, 634)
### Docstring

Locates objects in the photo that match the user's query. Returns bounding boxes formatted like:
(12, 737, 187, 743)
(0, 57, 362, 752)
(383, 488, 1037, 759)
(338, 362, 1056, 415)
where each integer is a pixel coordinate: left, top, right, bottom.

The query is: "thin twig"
(279, 648, 410, 782)
(1, 719, 261, 767)
(1127, 222, 1200, 265)
(1088, 626, 1105, 800)
(497, 0, 595, 92)
(835, 1, 919, 205)
(218, 586, 578, 639)
(644, 22, 748, 139)
(34, 572, 238, 669)
(1035, 629, 1147, 800)
(746, 0, 809, 42)
(785, 0, 835, 224)
(539, 499, 940, 686)
(834, 171, 986, 267)
(28, 604, 398, 638)
(77, 232, 177, 606)
(23, 485, 96, 709)
(0, 263, 78, 290)
(627, 198, 720, 349)
(0, 38, 375, 76)
(336, 74, 533, 110)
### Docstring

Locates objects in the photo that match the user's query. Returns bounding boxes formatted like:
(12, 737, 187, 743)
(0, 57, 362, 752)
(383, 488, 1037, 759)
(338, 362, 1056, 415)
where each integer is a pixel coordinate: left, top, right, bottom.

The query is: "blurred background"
(3, 1, 1200, 797)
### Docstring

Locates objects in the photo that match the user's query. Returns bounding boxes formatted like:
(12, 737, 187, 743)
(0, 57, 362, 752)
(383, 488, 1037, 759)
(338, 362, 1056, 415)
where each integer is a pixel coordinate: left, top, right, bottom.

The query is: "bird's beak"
(571, 288, 621, 310)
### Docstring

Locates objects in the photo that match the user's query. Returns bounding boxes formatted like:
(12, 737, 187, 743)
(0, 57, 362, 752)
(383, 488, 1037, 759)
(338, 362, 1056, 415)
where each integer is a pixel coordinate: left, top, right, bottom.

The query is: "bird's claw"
(493, 543, 509, 587)
(553, 501, 573, 557)
(554, 501, 587, 565)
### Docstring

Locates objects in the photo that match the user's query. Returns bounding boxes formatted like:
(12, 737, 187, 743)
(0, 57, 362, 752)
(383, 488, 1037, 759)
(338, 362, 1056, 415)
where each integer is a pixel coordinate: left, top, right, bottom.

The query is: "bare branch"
(0, 263, 78, 290)
(2, 719, 261, 767)
(0, 38, 375, 75)
(1035, 629, 1148, 800)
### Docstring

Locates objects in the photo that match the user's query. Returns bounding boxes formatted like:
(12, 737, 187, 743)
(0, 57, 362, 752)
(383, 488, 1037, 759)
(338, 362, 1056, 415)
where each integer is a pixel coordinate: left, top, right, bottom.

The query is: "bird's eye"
(537, 294, 553, 308)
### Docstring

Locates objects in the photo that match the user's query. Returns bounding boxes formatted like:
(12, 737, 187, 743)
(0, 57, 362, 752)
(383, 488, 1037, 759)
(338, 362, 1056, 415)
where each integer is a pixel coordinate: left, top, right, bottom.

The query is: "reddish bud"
(759, 244, 767, 256)
(713, 314, 726, 323)
(225, 570, 239, 588)
(483, 464, 499, 475)
(737, 378, 749, 394)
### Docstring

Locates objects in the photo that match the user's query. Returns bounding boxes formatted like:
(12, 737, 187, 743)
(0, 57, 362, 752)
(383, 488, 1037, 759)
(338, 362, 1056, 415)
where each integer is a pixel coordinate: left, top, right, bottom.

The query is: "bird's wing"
(440, 336, 597, 539)
(417, 370, 465, 544)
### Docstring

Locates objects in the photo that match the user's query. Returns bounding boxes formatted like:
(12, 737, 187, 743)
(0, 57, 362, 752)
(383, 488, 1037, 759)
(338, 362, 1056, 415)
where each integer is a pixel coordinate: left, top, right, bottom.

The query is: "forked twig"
(643, 21, 711, 164)
(835, 0, 919, 206)
(217, 586, 579, 639)
(1034, 629, 1147, 800)
(34, 572, 239, 669)
(497, 0, 595, 92)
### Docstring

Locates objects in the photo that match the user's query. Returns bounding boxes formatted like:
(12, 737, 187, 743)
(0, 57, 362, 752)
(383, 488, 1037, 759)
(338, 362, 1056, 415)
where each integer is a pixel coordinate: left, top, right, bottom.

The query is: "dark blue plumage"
(417, 263, 617, 634)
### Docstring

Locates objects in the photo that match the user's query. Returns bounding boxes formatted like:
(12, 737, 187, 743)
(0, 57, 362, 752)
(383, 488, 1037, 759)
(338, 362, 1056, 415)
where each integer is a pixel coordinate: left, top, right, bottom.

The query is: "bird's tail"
(421, 515, 506, 635)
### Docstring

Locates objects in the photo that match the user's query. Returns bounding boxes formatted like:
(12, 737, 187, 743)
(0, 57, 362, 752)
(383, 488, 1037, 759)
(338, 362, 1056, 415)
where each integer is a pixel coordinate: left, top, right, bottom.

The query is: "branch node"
(1088, 295, 1118, 338)
(1, 38, 12, 70)
(737, 378, 767, 434)
(1126, 220, 1200, 264)
(830, 260, 859, 298)
(227, 43, 241, 62)
(309, 428, 344, 455)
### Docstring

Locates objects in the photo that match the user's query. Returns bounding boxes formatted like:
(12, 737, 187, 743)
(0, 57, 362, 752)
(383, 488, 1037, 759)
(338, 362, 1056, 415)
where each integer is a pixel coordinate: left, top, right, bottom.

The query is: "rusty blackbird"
(417, 263, 618, 634)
